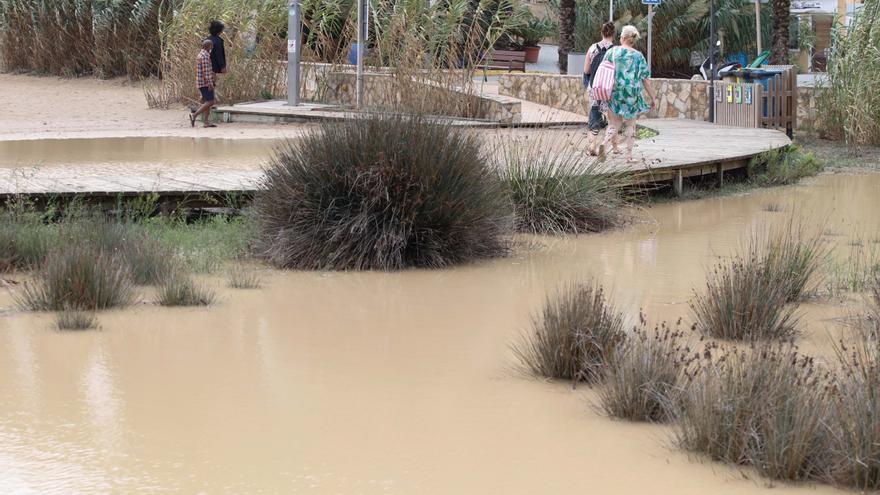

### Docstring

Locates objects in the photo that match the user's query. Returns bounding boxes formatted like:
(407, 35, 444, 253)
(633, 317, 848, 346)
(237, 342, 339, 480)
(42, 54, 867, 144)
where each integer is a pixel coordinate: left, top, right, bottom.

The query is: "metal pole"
(609, 0, 613, 22)
(286, 0, 301, 106)
(356, 0, 368, 108)
(708, 0, 716, 123)
(755, 0, 762, 56)
(647, 4, 653, 75)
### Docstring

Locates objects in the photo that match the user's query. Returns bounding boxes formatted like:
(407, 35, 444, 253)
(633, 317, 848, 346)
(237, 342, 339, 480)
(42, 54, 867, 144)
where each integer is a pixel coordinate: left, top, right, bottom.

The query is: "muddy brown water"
(0, 137, 279, 169)
(1, 173, 878, 494)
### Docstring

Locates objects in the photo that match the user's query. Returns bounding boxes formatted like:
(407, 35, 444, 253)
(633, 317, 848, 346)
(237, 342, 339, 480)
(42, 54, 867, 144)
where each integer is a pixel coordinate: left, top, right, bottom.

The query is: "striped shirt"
(196, 49, 213, 89)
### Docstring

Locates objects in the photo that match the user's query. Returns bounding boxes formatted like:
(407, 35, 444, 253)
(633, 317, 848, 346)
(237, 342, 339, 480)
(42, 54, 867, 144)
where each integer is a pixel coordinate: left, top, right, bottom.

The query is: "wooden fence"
(713, 65, 796, 137)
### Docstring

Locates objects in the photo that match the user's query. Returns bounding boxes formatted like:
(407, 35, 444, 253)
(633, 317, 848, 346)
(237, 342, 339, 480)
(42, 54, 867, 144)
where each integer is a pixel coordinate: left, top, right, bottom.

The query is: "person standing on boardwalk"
(600, 25, 657, 163)
(190, 39, 217, 128)
(207, 20, 227, 95)
(582, 21, 616, 156)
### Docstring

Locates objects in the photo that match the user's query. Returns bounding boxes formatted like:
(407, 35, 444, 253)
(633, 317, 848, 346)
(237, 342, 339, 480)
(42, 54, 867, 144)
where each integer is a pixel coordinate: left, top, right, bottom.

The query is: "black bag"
(586, 43, 612, 88)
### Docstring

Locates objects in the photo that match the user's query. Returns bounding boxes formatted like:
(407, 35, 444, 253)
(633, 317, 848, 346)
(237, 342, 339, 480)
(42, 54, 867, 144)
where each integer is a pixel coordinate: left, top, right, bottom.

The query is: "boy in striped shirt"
(190, 39, 216, 128)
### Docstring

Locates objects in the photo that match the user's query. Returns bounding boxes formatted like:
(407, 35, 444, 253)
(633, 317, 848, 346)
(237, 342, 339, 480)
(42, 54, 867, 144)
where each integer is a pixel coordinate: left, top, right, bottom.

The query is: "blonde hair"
(620, 25, 641, 44)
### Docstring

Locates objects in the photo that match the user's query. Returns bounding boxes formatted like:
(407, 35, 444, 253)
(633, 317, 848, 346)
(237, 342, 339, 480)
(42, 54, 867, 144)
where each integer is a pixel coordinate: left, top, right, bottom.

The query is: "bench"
(479, 50, 526, 80)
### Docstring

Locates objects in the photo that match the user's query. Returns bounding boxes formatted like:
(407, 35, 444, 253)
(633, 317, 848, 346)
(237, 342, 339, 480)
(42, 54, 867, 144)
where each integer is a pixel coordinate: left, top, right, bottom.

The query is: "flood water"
(1, 173, 877, 494)
(0, 137, 278, 169)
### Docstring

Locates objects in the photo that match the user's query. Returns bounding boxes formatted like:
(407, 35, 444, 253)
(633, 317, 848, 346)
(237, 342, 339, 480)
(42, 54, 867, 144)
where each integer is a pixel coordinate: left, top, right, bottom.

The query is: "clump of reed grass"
(598, 317, 692, 422)
(691, 222, 822, 340)
(255, 115, 512, 270)
(691, 251, 799, 341)
(764, 221, 826, 302)
(674, 343, 831, 482)
(497, 136, 630, 235)
(17, 243, 134, 311)
(55, 309, 98, 331)
(513, 281, 625, 383)
(156, 273, 215, 307)
(0, 0, 163, 78)
(227, 264, 262, 289)
(826, 326, 880, 489)
(818, 0, 880, 145)
(749, 146, 823, 186)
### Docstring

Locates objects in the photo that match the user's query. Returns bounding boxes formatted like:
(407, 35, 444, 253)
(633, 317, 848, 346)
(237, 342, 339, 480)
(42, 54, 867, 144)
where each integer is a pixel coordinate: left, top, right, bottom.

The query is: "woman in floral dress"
(600, 25, 657, 163)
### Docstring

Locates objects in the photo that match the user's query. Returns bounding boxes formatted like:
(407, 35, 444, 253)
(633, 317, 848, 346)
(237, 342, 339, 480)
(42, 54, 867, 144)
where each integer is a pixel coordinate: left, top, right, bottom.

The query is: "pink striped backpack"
(591, 48, 616, 102)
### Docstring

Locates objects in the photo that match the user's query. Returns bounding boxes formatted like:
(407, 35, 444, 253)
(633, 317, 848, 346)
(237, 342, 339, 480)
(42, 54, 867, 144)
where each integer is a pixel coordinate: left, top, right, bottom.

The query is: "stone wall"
(499, 73, 820, 131)
(497, 73, 709, 120)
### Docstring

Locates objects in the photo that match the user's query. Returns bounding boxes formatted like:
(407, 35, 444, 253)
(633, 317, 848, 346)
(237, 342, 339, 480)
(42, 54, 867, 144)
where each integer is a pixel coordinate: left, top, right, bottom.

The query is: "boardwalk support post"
(716, 163, 724, 188)
(673, 169, 684, 196)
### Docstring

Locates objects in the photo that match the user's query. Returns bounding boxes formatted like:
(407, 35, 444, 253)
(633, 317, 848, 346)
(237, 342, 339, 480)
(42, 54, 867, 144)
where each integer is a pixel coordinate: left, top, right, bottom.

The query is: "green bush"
(513, 281, 625, 383)
(255, 116, 512, 270)
(749, 146, 823, 186)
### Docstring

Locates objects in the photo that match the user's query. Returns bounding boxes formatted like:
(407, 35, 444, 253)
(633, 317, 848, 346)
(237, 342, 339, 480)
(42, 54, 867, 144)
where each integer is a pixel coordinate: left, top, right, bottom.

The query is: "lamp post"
(286, 0, 301, 106)
(708, 0, 716, 123)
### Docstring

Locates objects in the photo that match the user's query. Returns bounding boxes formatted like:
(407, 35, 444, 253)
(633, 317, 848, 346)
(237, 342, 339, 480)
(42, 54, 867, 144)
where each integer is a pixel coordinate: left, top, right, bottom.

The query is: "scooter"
(694, 42, 740, 80)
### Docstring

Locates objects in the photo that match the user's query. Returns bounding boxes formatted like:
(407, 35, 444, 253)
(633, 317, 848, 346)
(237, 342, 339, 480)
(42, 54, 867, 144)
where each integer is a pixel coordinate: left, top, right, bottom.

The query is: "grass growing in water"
(55, 309, 98, 331)
(18, 243, 134, 311)
(497, 136, 630, 235)
(598, 319, 692, 422)
(513, 281, 624, 383)
(674, 344, 831, 482)
(227, 264, 262, 289)
(691, 222, 822, 340)
(156, 273, 215, 307)
(255, 115, 512, 270)
(828, 326, 880, 489)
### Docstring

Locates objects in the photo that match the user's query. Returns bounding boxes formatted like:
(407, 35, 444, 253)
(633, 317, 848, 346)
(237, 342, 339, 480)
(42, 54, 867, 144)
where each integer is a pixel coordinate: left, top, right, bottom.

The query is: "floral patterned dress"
(603, 47, 650, 119)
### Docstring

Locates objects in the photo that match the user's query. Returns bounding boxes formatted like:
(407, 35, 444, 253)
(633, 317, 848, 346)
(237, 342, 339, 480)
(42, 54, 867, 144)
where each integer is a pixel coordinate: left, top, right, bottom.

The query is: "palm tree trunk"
(558, 0, 575, 73)
(771, 0, 791, 64)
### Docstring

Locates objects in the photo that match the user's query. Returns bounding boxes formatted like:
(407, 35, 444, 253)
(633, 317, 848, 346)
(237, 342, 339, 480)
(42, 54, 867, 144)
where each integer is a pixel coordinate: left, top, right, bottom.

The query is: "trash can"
(728, 68, 782, 117)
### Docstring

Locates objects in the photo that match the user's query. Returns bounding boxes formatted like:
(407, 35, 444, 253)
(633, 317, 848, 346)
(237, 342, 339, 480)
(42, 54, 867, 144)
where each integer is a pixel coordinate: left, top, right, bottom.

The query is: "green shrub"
(513, 281, 625, 383)
(17, 243, 134, 311)
(157, 273, 215, 307)
(674, 344, 831, 482)
(749, 146, 823, 186)
(255, 116, 512, 270)
(599, 321, 691, 422)
(0, 213, 56, 271)
(498, 137, 630, 235)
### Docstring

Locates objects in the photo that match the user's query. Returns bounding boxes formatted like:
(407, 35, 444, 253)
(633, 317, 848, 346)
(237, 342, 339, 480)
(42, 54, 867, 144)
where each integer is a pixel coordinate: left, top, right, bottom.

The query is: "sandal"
(203, 123, 217, 128)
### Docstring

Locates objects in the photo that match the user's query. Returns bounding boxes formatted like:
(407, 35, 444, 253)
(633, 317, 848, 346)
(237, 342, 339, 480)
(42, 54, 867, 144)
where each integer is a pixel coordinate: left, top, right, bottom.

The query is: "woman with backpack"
(583, 22, 616, 156)
(597, 25, 657, 163)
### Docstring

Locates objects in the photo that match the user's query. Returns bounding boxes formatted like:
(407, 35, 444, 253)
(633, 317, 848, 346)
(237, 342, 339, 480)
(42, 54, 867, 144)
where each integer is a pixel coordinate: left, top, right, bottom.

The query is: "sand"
(0, 74, 305, 141)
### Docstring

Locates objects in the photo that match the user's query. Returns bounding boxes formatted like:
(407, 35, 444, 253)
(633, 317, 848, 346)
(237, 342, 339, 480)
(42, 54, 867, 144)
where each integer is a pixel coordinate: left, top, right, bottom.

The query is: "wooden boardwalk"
(0, 119, 789, 198)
